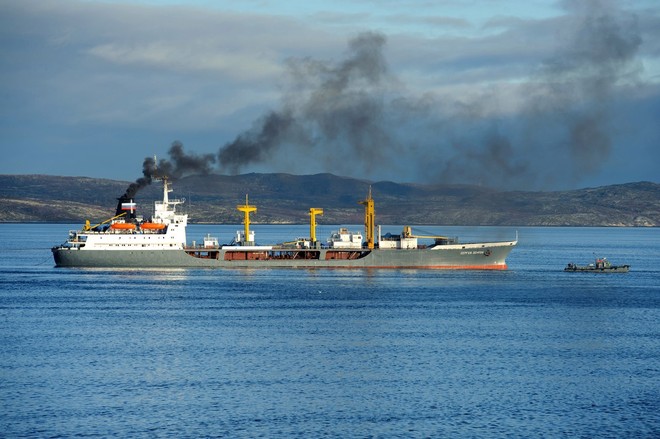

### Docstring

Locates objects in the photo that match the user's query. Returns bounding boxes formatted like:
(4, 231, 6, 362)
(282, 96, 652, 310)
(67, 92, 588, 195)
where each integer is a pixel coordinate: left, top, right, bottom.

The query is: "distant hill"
(0, 173, 658, 226)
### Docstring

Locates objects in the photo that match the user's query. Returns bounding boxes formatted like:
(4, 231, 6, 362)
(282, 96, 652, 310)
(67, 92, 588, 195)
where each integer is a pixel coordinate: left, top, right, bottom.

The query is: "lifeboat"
(110, 222, 136, 230)
(140, 222, 166, 230)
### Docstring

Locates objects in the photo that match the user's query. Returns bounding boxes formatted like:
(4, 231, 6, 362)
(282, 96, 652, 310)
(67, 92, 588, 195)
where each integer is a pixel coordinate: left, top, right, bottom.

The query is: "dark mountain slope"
(0, 174, 657, 226)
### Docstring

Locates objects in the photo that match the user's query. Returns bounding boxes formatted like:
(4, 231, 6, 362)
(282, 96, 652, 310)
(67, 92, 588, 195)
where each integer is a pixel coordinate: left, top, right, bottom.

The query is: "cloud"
(87, 42, 282, 80)
(208, 1, 653, 189)
(0, 0, 324, 128)
(0, 0, 658, 188)
(385, 13, 472, 30)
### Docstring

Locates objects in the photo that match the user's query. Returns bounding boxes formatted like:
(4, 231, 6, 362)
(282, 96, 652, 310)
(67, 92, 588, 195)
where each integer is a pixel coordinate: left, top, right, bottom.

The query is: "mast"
(309, 208, 324, 244)
(237, 194, 257, 244)
(359, 187, 375, 249)
(162, 176, 170, 205)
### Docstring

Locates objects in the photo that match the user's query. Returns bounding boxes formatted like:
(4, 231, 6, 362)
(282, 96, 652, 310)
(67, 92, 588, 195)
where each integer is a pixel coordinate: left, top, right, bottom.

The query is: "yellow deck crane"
(83, 212, 127, 231)
(236, 194, 257, 245)
(359, 187, 375, 249)
(308, 208, 324, 245)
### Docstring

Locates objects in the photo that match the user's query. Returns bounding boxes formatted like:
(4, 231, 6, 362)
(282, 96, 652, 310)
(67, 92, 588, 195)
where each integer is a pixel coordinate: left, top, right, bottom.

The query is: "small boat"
(564, 257, 629, 273)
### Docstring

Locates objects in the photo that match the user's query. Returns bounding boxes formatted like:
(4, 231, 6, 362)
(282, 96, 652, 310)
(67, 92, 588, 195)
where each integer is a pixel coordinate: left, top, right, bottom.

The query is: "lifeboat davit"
(140, 222, 166, 230)
(110, 222, 136, 230)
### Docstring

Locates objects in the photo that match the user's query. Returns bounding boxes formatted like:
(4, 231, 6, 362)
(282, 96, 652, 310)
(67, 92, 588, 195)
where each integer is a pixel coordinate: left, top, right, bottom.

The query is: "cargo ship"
(52, 178, 517, 269)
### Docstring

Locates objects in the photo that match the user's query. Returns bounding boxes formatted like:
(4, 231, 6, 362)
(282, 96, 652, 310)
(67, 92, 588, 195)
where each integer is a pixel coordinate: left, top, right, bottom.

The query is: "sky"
(1, 0, 659, 190)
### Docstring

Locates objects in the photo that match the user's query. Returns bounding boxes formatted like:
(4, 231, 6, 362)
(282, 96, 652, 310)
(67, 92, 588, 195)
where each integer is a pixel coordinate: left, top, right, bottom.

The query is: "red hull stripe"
(331, 264, 509, 270)
(227, 264, 510, 270)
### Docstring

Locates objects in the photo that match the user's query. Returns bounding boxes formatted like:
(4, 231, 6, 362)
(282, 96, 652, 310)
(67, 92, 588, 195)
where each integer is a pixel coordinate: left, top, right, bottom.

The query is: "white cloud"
(87, 42, 284, 81)
(0, 0, 658, 187)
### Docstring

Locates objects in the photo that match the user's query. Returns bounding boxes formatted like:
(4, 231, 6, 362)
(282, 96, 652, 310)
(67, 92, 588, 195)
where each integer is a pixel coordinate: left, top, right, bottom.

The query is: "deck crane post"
(237, 195, 257, 245)
(309, 208, 324, 245)
(359, 187, 375, 249)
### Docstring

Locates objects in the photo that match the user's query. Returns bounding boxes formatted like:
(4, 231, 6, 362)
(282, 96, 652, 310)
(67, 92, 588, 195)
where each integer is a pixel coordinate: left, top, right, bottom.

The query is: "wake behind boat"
(52, 178, 517, 269)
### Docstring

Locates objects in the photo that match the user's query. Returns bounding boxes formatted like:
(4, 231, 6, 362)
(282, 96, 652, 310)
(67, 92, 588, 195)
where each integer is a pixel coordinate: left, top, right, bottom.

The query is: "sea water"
(1, 224, 659, 437)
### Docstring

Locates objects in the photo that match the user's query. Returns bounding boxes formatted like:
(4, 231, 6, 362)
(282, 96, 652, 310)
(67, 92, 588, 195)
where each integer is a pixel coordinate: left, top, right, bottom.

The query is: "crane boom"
(84, 212, 127, 231)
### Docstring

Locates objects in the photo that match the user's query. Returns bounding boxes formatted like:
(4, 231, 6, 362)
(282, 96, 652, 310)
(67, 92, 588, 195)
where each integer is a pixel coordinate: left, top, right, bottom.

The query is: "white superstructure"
(327, 228, 363, 249)
(53, 178, 518, 269)
(60, 178, 188, 251)
(378, 234, 418, 249)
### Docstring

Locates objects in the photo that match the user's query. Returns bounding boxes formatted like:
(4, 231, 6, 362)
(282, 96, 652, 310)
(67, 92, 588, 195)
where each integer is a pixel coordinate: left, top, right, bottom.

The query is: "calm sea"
(1, 224, 659, 437)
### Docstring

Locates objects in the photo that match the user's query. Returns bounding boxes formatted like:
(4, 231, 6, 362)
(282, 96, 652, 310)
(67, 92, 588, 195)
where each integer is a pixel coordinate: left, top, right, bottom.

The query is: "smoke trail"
(120, 156, 157, 200)
(218, 110, 298, 174)
(523, 0, 642, 183)
(298, 32, 396, 168)
(217, 32, 400, 175)
(157, 141, 216, 178)
(120, 142, 214, 200)
(133, 1, 642, 189)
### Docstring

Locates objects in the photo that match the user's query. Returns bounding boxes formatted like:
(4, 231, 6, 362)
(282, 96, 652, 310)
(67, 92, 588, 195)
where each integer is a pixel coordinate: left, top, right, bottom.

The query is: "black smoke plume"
(431, 0, 641, 187)
(120, 155, 157, 201)
(119, 141, 215, 202)
(218, 110, 297, 174)
(115, 156, 156, 217)
(211, 2, 642, 188)
(156, 141, 216, 179)
(520, 0, 642, 185)
(121, 1, 641, 190)
(216, 31, 399, 176)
